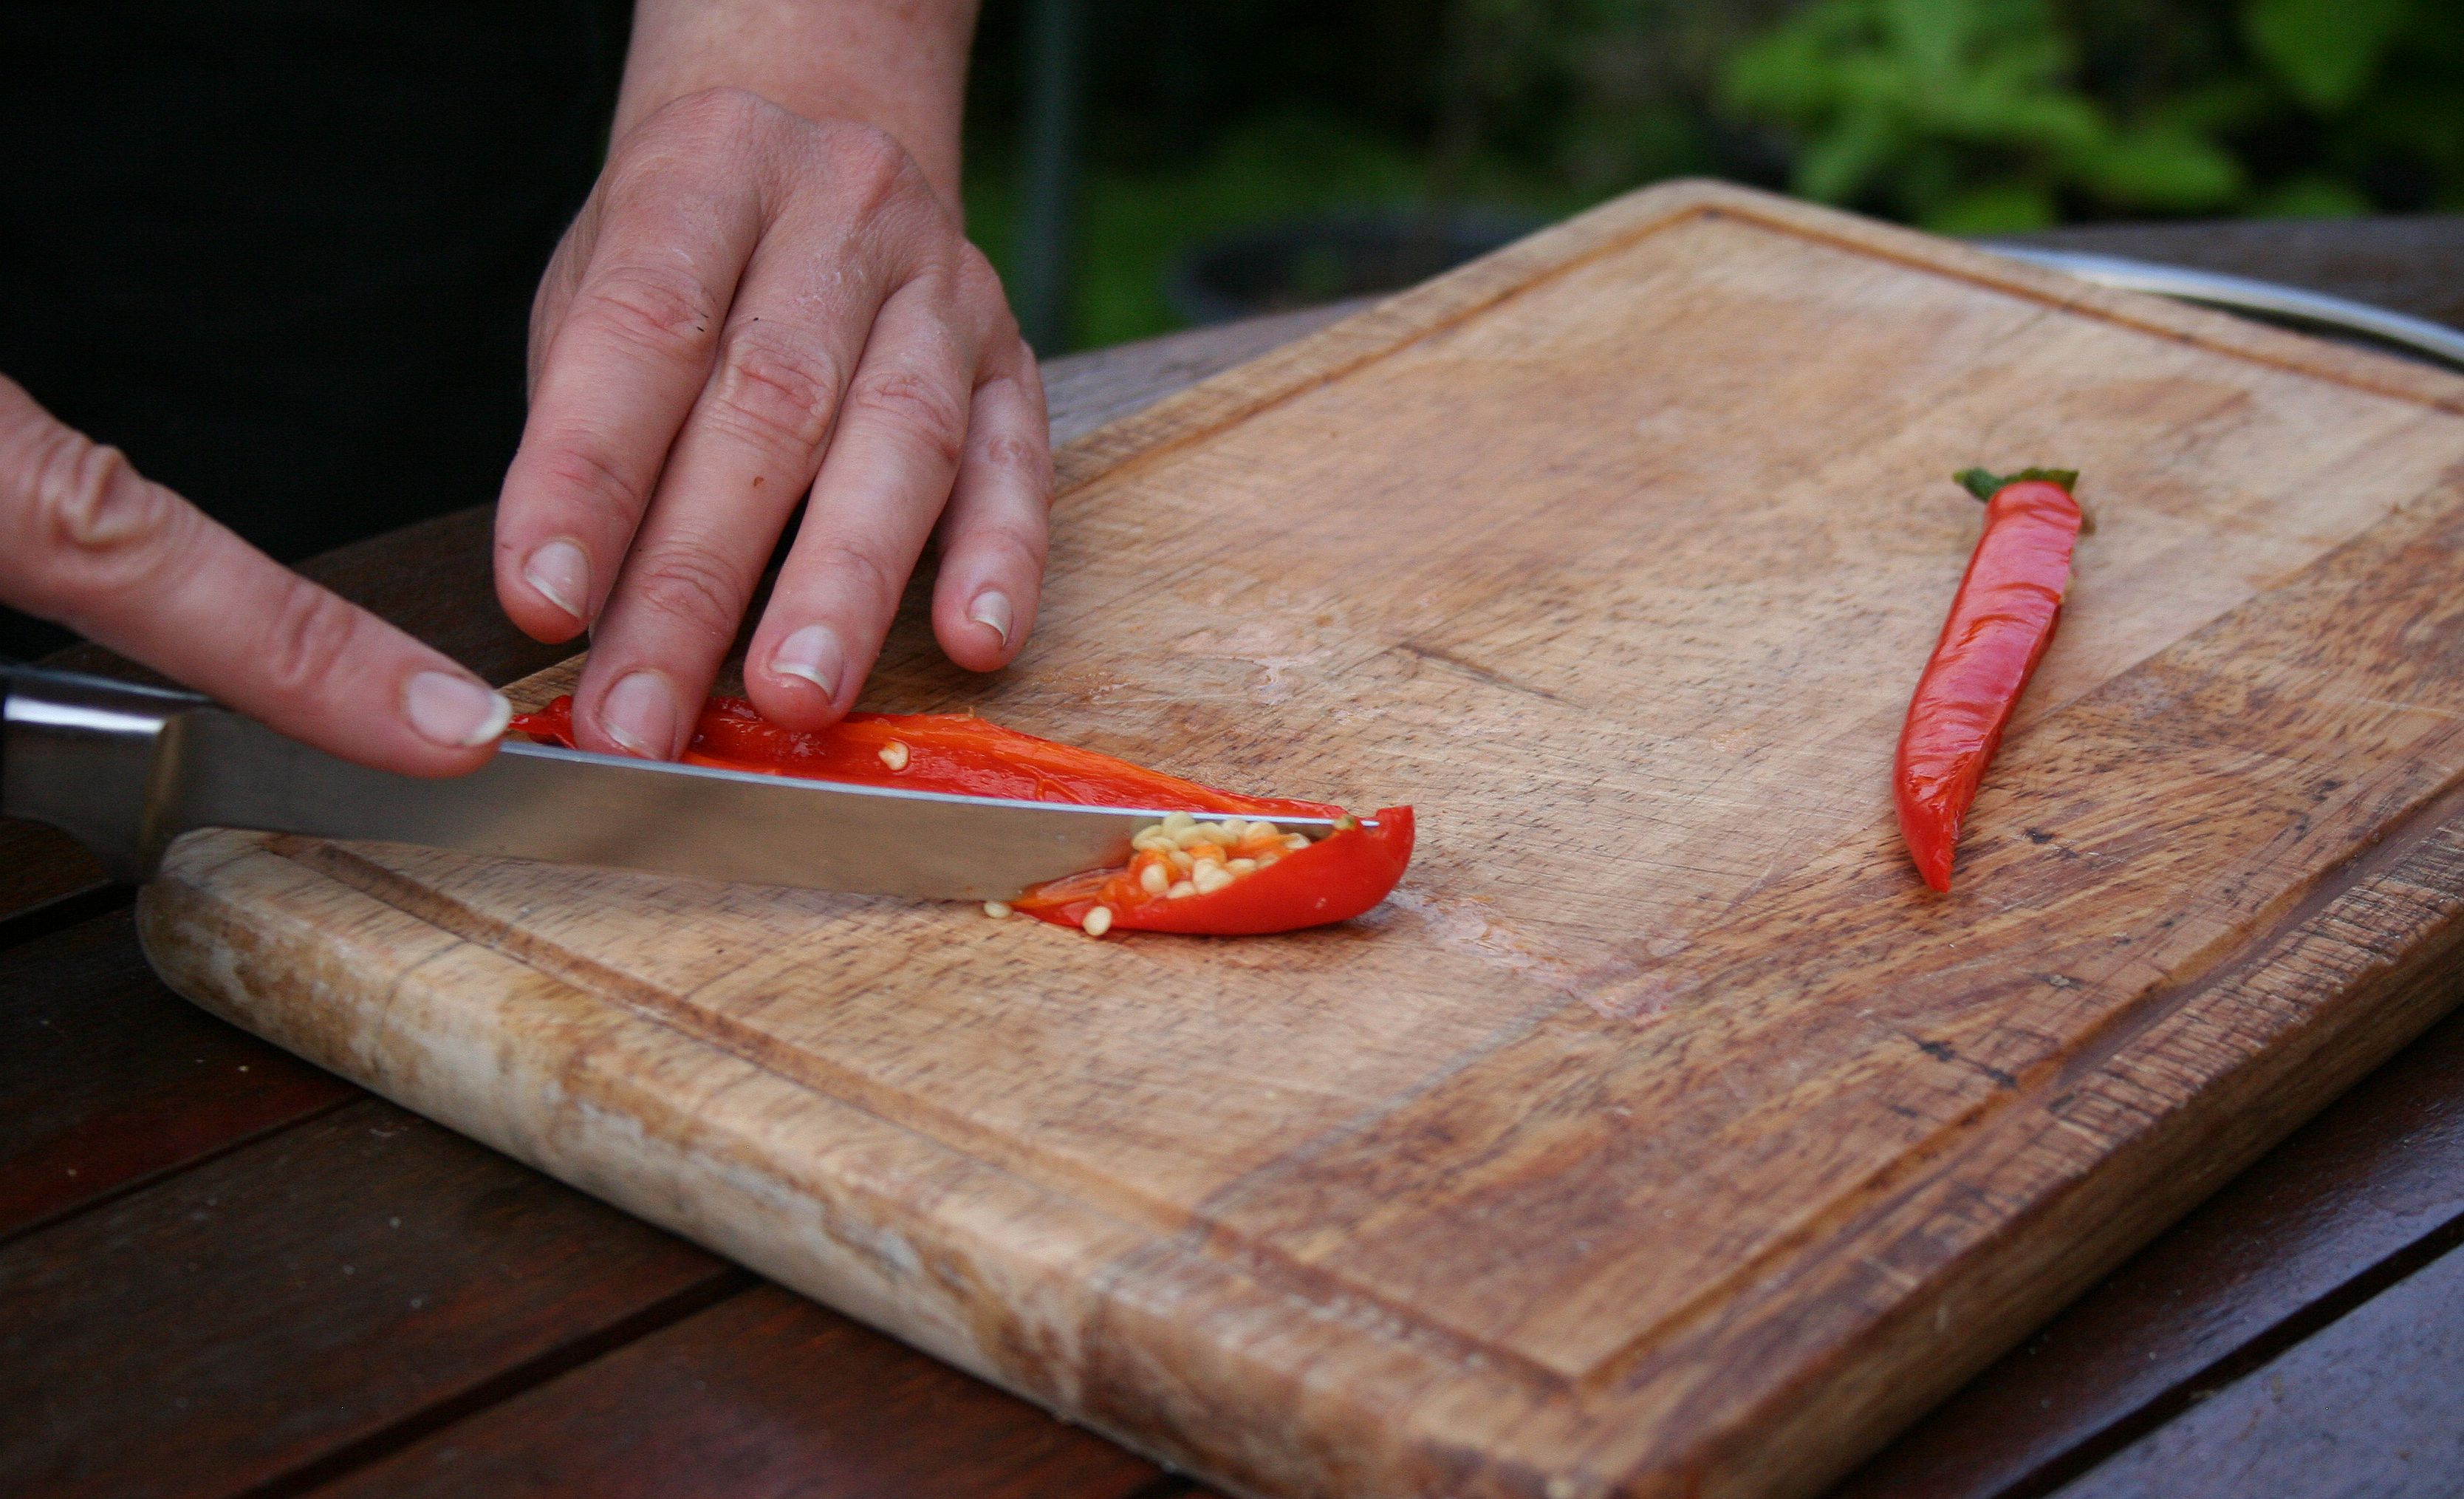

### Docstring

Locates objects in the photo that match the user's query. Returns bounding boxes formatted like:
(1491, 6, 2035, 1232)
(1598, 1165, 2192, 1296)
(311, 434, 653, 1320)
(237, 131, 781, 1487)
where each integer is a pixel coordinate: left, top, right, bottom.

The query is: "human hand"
(0, 375, 509, 775)
(493, 87, 1050, 759)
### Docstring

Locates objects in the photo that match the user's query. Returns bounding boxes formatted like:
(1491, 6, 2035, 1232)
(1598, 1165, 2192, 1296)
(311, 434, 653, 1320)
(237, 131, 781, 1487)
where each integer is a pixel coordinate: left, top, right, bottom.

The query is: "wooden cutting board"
(138, 182, 2464, 1499)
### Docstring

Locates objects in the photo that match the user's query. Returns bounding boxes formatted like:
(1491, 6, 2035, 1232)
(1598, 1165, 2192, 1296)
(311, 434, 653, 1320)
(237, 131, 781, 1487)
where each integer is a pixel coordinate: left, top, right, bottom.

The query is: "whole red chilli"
(1895, 468, 2086, 892)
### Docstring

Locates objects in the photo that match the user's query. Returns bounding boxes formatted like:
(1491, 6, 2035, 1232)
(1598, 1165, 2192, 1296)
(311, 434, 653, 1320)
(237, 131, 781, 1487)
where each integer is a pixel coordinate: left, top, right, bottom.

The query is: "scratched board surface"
(141, 183, 2464, 1499)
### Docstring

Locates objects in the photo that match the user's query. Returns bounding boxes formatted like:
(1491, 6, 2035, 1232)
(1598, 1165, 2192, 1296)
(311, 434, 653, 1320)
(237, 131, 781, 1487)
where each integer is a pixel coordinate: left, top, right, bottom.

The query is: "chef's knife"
(0, 663, 1352, 898)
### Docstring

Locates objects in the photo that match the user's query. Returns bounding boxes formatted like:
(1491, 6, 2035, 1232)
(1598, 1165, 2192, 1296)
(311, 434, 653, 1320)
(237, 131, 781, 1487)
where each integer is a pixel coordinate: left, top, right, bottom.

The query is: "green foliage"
(961, 0, 2463, 348)
(1719, 0, 2464, 228)
(1722, 0, 2238, 228)
(1406, 0, 1798, 195)
(2243, 0, 2408, 112)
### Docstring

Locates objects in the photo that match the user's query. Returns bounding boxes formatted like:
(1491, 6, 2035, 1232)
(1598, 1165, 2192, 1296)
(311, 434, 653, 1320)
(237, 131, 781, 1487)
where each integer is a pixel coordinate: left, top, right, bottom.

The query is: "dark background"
(0, 1, 624, 658)
(963, 0, 2464, 347)
(7, 0, 2457, 659)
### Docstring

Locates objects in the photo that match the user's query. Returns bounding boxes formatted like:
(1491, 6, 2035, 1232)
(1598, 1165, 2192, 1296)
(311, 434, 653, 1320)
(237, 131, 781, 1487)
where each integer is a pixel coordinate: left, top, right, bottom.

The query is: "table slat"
(308, 1285, 1177, 1499)
(2050, 1239, 2464, 1499)
(0, 1099, 730, 1499)
(0, 909, 354, 1242)
(0, 824, 112, 945)
(1830, 996, 2464, 1497)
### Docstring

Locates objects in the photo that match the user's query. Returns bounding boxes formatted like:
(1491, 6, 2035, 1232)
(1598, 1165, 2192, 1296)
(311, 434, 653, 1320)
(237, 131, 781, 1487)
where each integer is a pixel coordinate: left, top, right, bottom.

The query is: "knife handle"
(0, 662, 211, 882)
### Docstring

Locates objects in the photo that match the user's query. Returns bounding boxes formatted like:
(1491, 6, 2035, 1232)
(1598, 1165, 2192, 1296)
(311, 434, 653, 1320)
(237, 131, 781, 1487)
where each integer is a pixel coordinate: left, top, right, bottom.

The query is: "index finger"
(1, 379, 507, 775)
(493, 138, 764, 643)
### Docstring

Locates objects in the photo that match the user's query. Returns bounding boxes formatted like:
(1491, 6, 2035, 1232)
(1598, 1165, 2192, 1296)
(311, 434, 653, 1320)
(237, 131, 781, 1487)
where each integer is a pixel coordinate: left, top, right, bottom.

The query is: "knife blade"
(0, 663, 1357, 898)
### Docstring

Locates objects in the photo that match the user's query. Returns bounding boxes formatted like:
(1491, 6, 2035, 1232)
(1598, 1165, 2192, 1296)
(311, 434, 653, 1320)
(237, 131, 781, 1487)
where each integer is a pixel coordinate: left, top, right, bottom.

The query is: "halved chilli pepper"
(509, 695, 1414, 935)
(1895, 468, 2087, 892)
(1007, 807, 1415, 937)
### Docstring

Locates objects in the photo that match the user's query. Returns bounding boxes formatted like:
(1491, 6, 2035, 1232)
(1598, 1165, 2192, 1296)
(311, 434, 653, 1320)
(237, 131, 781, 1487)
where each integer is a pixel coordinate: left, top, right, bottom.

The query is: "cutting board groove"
(139, 182, 2464, 1499)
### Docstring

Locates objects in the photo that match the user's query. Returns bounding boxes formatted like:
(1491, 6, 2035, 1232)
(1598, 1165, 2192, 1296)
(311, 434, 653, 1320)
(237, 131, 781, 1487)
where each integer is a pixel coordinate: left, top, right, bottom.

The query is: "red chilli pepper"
(1894, 468, 2087, 892)
(510, 696, 1414, 935)
(1007, 807, 1415, 937)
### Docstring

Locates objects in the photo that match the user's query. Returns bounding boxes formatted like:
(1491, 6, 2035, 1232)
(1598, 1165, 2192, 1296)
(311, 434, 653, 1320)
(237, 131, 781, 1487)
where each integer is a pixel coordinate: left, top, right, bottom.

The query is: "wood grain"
(0, 1098, 730, 1499)
(0, 286, 1346, 1246)
(0, 909, 353, 1242)
(1041, 298, 1375, 445)
(1830, 982, 2464, 1498)
(134, 182, 2464, 1499)
(2049, 1240, 2464, 1499)
(310, 1284, 1173, 1499)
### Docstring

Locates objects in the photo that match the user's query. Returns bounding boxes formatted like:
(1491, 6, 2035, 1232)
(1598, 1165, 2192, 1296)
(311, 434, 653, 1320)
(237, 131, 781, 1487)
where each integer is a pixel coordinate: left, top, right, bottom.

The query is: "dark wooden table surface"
(7, 215, 2463, 1499)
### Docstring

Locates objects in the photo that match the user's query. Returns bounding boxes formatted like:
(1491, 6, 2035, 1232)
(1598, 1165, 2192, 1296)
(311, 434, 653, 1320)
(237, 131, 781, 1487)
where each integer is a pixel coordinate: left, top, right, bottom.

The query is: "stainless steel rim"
(1983, 244, 2464, 375)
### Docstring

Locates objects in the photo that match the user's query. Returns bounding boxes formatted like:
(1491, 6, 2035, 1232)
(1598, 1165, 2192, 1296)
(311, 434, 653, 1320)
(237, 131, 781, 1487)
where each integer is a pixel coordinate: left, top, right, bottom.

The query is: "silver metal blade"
(159, 707, 1354, 901)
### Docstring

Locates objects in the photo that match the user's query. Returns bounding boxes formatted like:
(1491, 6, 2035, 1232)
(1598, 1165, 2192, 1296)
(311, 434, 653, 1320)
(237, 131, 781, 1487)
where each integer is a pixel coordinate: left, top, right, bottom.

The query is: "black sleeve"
(1, 0, 625, 658)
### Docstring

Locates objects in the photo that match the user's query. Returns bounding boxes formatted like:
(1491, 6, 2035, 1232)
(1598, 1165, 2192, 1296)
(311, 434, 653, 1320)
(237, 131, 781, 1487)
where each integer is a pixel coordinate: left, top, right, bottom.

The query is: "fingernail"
(405, 672, 512, 749)
(522, 539, 591, 623)
(968, 590, 1013, 647)
(771, 624, 846, 704)
(601, 670, 678, 758)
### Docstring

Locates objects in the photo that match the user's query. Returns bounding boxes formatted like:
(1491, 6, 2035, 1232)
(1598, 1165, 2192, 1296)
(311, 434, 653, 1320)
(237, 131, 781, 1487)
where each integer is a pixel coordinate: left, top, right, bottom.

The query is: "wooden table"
(7, 216, 2463, 1499)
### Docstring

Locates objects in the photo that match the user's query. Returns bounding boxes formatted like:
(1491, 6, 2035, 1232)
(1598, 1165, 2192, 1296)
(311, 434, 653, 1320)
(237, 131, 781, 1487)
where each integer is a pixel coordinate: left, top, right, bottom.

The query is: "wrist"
(615, 0, 975, 205)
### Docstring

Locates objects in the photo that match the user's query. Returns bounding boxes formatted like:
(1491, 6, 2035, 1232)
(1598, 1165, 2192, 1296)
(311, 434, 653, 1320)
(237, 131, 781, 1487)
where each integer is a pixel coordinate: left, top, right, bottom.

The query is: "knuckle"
(818, 121, 922, 216)
(822, 119, 907, 174)
(528, 434, 650, 519)
(628, 540, 747, 646)
(705, 324, 845, 451)
(26, 434, 167, 554)
(255, 578, 369, 700)
(805, 538, 902, 615)
(578, 262, 722, 355)
(954, 243, 1010, 307)
(976, 431, 1053, 494)
(13, 429, 204, 612)
(968, 516, 1049, 573)
(529, 225, 594, 358)
(846, 369, 968, 468)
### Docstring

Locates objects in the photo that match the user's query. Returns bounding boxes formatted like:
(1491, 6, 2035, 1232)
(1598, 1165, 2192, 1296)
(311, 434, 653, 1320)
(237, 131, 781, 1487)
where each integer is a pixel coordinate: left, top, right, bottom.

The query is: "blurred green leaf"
(2075, 127, 2243, 210)
(1923, 180, 2059, 231)
(2245, 174, 2373, 217)
(1722, 0, 2243, 221)
(2243, 0, 2409, 113)
(1794, 109, 1897, 200)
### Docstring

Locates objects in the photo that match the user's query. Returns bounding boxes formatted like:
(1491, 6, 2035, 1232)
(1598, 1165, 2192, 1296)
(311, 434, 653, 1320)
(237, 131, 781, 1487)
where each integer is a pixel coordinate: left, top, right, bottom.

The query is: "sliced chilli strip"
(510, 696, 1336, 815)
(509, 695, 1414, 935)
